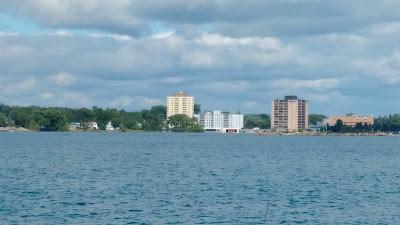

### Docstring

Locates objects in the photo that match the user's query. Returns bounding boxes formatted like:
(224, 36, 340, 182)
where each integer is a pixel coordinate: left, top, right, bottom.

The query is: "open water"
(1, 132, 400, 224)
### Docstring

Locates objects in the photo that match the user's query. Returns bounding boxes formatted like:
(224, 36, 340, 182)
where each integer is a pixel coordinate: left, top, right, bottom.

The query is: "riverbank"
(253, 131, 399, 136)
(0, 126, 32, 132)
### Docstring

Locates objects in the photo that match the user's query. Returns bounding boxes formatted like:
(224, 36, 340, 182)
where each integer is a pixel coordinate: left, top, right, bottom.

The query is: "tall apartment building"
(199, 110, 244, 133)
(271, 96, 309, 132)
(167, 92, 194, 118)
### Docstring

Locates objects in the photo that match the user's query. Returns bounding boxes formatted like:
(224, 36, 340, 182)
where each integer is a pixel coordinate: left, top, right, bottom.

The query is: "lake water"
(1, 132, 400, 224)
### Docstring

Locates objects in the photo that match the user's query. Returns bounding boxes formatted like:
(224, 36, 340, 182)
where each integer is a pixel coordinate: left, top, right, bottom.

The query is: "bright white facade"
(199, 111, 244, 133)
(106, 121, 114, 131)
(167, 92, 194, 118)
(85, 121, 99, 130)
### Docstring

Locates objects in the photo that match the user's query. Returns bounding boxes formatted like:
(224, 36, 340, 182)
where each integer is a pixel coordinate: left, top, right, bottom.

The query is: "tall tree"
(194, 104, 201, 114)
(0, 113, 8, 127)
(168, 114, 203, 132)
(244, 114, 270, 129)
(308, 114, 327, 125)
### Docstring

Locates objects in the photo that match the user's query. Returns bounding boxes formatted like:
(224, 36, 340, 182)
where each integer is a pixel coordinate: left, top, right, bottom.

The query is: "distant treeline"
(244, 113, 400, 133)
(0, 104, 200, 132)
(244, 114, 271, 129)
(243, 114, 327, 129)
(1, 103, 399, 133)
(326, 115, 400, 133)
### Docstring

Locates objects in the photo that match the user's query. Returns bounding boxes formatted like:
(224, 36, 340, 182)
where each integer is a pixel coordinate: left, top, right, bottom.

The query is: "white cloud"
(111, 96, 163, 109)
(371, 22, 400, 35)
(149, 31, 175, 39)
(197, 33, 283, 50)
(269, 79, 340, 92)
(49, 72, 76, 86)
(111, 96, 134, 107)
(40, 92, 54, 100)
(207, 81, 250, 92)
(89, 33, 132, 41)
(162, 76, 184, 84)
(2, 78, 37, 96)
(61, 92, 92, 107)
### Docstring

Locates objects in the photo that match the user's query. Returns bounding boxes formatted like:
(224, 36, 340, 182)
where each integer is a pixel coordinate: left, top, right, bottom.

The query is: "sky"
(0, 1, 400, 116)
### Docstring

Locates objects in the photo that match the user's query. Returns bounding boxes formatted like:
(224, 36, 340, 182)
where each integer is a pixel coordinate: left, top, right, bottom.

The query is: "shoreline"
(1, 127, 399, 137)
(253, 131, 399, 137)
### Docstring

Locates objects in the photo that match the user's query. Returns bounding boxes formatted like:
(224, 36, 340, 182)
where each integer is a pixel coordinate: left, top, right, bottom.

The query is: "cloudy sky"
(0, 0, 400, 115)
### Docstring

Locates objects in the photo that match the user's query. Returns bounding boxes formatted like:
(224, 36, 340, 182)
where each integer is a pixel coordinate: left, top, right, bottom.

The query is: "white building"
(199, 111, 244, 133)
(106, 121, 114, 131)
(84, 121, 99, 130)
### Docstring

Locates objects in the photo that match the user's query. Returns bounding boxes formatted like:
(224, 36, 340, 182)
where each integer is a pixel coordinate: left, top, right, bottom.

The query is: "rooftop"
(172, 92, 191, 97)
(285, 95, 299, 100)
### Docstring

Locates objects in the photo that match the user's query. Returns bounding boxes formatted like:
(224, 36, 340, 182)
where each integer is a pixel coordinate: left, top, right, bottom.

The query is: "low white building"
(199, 110, 244, 133)
(106, 121, 114, 131)
(84, 121, 99, 130)
(69, 122, 81, 131)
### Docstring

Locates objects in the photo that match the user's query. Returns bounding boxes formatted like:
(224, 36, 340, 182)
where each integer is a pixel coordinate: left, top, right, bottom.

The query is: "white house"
(84, 121, 99, 130)
(106, 121, 114, 131)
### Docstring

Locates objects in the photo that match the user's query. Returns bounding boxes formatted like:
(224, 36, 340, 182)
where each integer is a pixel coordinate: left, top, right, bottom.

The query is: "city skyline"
(1, 1, 400, 115)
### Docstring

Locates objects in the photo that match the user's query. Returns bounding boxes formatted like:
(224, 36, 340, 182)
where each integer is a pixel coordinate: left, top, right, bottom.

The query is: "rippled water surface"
(1, 132, 400, 224)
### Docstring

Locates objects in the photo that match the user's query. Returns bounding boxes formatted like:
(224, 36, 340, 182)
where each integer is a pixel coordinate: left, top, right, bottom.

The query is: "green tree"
(123, 112, 143, 130)
(194, 104, 201, 114)
(308, 114, 327, 125)
(0, 113, 8, 127)
(10, 109, 32, 128)
(41, 109, 68, 131)
(244, 114, 270, 129)
(333, 119, 344, 133)
(168, 114, 203, 132)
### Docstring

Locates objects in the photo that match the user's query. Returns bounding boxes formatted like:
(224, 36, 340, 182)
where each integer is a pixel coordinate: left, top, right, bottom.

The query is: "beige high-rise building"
(271, 96, 309, 132)
(167, 92, 194, 118)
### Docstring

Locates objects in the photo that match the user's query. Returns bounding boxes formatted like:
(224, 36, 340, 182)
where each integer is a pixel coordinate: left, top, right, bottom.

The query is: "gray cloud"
(3, 0, 400, 37)
(1, 1, 400, 115)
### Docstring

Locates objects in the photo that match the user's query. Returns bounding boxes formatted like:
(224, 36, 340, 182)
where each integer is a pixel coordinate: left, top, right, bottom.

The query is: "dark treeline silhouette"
(326, 115, 400, 133)
(373, 115, 400, 132)
(0, 103, 204, 132)
(244, 114, 271, 129)
(0, 104, 168, 131)
(2, 103, 399, 133)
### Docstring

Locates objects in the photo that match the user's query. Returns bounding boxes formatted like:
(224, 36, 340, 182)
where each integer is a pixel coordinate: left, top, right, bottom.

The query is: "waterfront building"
(106, 121, 114, 131)
(69, 122, 81, 131)
(167, 92, 194, 118)
(271, 96, 309, 132)
(83, 121, 99, 130)
(199, 110, 244, 133)
(323, 115, 374, 127)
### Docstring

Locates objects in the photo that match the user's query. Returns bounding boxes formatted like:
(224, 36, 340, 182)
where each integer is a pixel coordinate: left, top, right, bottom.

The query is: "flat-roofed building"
(167, 92, 194, 118)
(199, 110, 244, 133)
(323, 115, 374, 127)
(271, 96, 309, 132)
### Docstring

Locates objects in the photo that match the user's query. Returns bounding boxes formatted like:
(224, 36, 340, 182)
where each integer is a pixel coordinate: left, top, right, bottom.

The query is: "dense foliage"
(2, 102, 399, 133)
(325, 115, 400, 133)
(374, 115, 400, 132)
(244, 114, 271, 129)
(194, 104, 201, 114)
(167, 114, 203, 132)
(308, 114, 327, 125)
(0, 104, 167, 131)
(0, 113, 8, 127)
(326, 119, 374, 133)
(0, 103, 206, 132)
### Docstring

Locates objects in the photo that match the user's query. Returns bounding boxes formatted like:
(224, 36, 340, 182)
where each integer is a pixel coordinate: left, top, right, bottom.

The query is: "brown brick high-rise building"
(271, 96, 309, 132)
